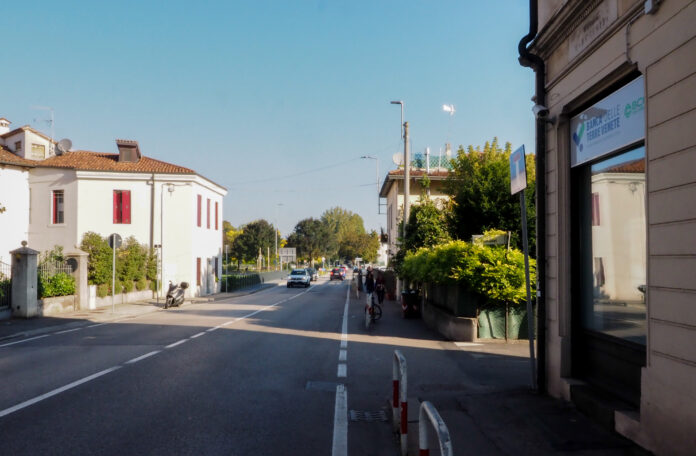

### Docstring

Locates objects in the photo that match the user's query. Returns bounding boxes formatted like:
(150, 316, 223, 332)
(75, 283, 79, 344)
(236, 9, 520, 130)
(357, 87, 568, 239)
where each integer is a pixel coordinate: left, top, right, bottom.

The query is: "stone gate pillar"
(11, 241, 39, 318)
(66, 249, 89, 310)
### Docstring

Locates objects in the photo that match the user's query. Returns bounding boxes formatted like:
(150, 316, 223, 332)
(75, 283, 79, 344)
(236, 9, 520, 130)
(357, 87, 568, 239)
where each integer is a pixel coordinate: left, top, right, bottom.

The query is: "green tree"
(320, 207, 366, 261)
(403, 196, 451, 252)
(446, 137, 536, 254)
(231, 219, 276, 264)
(286, 218, 330, 266)
(339, 230, 380, 263)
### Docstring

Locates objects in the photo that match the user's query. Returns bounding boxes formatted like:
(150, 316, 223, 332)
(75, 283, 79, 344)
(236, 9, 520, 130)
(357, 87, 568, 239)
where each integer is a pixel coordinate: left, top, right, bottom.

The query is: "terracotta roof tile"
(0, 145, 36, 167)
(39, 150, 195, 174)
(601, 158, 645, 174)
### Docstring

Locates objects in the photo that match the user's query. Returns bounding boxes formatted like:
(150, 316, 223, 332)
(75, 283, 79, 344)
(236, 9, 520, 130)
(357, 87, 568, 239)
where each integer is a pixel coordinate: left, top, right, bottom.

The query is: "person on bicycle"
(364, 266, 375, 307)
(375, 271, 386, 305)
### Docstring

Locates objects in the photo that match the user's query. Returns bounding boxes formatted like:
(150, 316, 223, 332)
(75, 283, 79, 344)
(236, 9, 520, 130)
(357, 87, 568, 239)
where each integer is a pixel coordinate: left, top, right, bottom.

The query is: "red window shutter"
(196, 257, 201, 285)
(215, 202, 218, 230)
(113, 191, 119, 223)
(123, 191, 131, 224)
(197, 195, 202, 227)
(207, 198, 211, 229)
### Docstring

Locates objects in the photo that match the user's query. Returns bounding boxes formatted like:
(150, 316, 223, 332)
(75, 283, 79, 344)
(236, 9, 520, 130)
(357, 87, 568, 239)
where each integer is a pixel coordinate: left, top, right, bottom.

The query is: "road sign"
(109, 233, 122, 249)
(279, 247, 296, 263)
(510, 145, 527, 195)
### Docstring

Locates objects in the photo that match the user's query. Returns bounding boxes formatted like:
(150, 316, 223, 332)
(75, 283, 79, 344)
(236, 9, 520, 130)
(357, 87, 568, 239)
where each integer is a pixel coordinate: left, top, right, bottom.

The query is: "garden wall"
(88, 286, 154, 309)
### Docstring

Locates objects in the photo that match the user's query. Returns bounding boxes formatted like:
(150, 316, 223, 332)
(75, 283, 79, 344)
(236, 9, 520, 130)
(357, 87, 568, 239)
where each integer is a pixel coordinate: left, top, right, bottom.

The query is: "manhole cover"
(350, 410, 387, 422)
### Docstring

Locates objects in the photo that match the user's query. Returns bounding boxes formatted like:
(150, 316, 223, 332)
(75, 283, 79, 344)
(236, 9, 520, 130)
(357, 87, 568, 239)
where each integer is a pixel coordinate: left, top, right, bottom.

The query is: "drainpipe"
(150, 173, 155, 251)
(518, 0, 546, 394)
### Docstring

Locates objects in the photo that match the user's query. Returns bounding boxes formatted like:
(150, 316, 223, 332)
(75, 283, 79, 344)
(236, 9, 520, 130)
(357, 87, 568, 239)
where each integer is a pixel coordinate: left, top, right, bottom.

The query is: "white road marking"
(190, 332, 206, 339)
(0, 366, 122, 418)
(455, 342, 483, 347)
(56, 327, 82, 335)
(125, 350, 161, 364)
(332, 384, 348, 456)
(339, 350, 347, 362)
(165, 339, 189, 349)
(0, 334, 50, 348)
(337, 364, 347, 377)
(87, 323, 107, 328)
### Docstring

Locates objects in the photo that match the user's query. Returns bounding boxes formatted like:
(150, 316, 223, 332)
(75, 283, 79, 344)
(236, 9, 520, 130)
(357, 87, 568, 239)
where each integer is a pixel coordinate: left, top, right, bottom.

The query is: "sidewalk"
(365, 295, 651, 456)
(0, 281, 278, 343)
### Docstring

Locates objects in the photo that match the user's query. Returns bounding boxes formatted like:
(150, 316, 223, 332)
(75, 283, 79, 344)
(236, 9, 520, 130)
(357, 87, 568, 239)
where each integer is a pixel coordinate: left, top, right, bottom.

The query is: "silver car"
(287, 269, 311, 288)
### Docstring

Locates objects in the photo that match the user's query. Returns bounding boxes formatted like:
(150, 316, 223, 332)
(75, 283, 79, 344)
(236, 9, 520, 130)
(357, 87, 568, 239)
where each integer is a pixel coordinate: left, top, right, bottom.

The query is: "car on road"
(330, 268, 344, 281)
(306, 267, 318, 281)
(287, 269, 311, 288)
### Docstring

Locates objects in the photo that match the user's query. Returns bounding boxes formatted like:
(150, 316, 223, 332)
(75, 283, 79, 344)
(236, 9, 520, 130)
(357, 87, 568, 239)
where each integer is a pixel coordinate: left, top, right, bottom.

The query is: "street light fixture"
(361, 155, 380, 214)
(390, 100, 404, 140)
(390, 100, 410, 231)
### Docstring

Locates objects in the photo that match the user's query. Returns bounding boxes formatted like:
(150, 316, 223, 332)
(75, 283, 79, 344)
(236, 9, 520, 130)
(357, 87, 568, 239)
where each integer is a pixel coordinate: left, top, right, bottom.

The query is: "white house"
(0, 119, 227, 298)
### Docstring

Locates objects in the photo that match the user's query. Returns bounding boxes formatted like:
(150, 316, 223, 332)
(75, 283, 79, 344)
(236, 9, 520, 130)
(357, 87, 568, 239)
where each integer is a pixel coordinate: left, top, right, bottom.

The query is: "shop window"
(577, 147, 646, 345)
(52, 190, 64, 224)
(113, 190, 131, 224)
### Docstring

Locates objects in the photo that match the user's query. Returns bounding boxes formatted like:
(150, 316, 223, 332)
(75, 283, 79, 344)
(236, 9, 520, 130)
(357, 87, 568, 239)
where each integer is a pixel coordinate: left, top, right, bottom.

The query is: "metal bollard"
(418, 401, 453, 456)
(393, 350, 408, 456)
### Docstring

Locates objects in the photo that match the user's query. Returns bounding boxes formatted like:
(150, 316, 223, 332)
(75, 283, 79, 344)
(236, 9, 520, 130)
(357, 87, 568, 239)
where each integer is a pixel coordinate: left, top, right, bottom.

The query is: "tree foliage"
(446, 138, 536, 254)
(231, 219, 276, 263)
(286, 218, 330, 265)
(403, 196, 451, 252)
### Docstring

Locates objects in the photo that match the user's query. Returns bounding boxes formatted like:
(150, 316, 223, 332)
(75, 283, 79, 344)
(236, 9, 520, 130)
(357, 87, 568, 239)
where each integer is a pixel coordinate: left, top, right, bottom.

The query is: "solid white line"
(0, 366, 122, 418)
(165, 339, 188, 349)
(87, 323, 107, 328)
(339, 350, 347, 362)
(125, 350, 161, 364)
(337, 364, 347, 377)
(332, 384, 348, 456)
(190, 332, 206, 339)
(0, 334, 50, 348)
(56, 327, 82, 335)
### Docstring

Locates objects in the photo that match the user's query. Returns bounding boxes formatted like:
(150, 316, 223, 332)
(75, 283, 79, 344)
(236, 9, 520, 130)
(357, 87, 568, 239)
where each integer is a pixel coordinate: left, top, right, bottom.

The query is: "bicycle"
(365, 292, 382, 329)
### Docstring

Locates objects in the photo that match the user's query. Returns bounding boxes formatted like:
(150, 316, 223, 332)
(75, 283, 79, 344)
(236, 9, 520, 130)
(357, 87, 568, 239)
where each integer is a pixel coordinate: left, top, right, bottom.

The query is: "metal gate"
(0, 261, 11, 310)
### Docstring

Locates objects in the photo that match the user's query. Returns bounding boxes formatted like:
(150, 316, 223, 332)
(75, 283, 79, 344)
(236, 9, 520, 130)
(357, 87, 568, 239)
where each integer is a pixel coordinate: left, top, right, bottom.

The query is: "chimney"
(115, 139, 141, 163)
(0, 118, 11, 136)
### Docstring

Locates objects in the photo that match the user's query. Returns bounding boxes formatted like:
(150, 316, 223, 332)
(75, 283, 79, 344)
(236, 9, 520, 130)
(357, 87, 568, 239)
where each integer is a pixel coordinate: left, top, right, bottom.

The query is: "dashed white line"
(332, 384, 348, 456)
(87, 323, 107, 328)
(0, 366, 122, 418)
(165, 339, 189, 349)
(125, 350, 161, 364)
(190, 332, 206, 339)
(56, 327, 82, 335)
(0, 334, 50, 348)
(337, 364, 347, 377)
(339, 350, 347, 361)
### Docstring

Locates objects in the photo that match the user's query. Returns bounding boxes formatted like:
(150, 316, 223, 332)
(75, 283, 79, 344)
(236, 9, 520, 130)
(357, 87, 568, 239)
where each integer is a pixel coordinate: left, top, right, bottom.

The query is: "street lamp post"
(390, 100, 409, 231)
(275, 203, 283, 271)
(361, 155, 380, 214)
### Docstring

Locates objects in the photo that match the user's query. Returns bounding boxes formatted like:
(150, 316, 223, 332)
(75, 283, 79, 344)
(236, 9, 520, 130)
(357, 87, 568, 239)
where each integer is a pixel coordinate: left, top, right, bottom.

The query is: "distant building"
(379, 168, 450, 262)
(0, 118, 226, 298)
(520, 1, 696, 454)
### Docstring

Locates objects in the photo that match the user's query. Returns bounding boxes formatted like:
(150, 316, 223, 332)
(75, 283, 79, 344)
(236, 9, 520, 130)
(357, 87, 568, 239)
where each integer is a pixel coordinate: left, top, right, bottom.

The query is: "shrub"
(136, 278, 147, 291)
(149, 280, 158, 292)
(122, 280, 134, 293)
(114, 280, 123, 295)
(39, 273, 76, 298)
(80, 232, 113, 285)
(97, 284, 110, 298)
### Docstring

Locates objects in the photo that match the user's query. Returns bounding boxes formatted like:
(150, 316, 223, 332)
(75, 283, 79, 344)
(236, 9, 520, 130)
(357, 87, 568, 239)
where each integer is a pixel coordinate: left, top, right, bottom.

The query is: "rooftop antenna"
(31, 105, 55, 153)
(56, 138, 72, 156)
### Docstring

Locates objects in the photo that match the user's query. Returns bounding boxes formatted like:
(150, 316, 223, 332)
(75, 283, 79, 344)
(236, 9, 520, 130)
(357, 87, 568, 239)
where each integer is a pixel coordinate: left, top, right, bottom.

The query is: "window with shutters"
(197, 195, 202, 227)
(52, 190, 64, 224)
(113, 190, 131, 224)
(207, 198, 211, 229)
(215, 202, 219, 230)
(196, 257, 201, 285)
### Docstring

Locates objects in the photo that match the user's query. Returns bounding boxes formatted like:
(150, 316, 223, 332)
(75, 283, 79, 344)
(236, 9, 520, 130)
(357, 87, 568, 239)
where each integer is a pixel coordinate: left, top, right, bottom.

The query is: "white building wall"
(191, 178, 225, 296)
(0, 166, 30, 262)
(28, 168, 79, 254)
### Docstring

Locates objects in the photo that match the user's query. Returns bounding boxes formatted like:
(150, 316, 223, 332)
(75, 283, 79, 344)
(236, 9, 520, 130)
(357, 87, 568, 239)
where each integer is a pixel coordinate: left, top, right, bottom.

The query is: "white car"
(287, 269, 311, 288)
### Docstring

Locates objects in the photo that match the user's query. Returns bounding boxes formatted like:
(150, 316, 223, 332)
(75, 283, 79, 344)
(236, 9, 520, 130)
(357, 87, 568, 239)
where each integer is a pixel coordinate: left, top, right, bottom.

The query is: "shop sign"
(570, 76, 645, 167)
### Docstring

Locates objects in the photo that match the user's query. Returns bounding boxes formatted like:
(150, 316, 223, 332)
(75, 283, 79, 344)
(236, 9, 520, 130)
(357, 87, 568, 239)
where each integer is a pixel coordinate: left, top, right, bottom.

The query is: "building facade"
(0, 122, 227, 299)
(522, 1, 696, 454)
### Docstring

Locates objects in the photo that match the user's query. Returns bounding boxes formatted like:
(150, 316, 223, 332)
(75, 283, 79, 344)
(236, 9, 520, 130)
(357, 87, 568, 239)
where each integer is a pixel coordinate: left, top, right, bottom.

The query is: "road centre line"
(87, 323, 107, 328)
(56, 327, 82, 335)
(0, 283, 319, 419)
(337, 364, 347, 377)
(165, 339, 189, 349)
(339, 350, 347, 361)
(0, 366, 122, 419)
(125, 350, 161, 364)
(0, 334, 50, 348)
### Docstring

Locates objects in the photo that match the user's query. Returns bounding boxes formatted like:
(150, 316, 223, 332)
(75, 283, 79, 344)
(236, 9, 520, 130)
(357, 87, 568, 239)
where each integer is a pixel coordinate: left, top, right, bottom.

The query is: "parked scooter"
(165, 281, 189, 309)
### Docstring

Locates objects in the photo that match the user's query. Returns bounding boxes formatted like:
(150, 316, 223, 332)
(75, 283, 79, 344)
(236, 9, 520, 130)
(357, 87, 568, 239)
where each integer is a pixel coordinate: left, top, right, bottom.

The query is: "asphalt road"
(0, 277, 404, 455)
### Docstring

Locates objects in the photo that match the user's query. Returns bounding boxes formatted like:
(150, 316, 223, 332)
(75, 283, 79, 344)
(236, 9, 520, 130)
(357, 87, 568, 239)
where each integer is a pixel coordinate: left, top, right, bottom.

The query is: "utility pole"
(403, 121, 411, 232)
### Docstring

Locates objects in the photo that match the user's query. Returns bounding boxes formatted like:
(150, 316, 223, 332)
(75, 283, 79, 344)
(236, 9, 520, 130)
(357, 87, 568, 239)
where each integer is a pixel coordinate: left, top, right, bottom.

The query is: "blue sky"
(4, 1, 534, 236)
